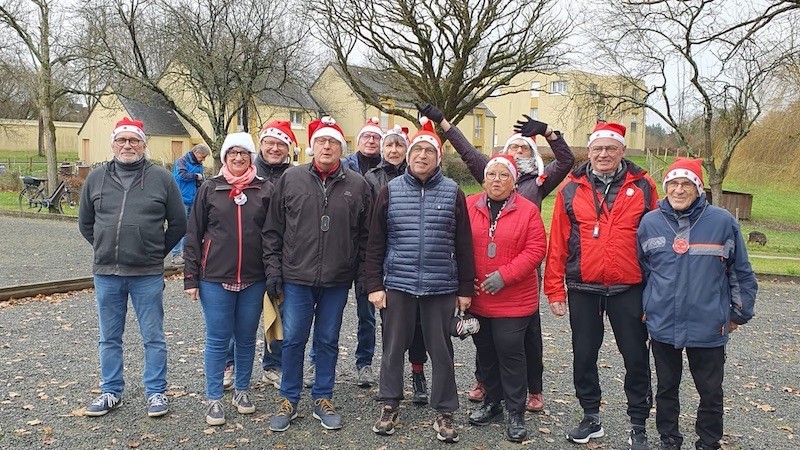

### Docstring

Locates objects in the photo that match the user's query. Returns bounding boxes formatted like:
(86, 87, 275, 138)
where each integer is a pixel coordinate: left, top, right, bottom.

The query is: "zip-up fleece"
(183, 175, 273, 289)
(544, 160, 658, 302)
(78, 159, 186, 276)
(263, 162, 372, 287)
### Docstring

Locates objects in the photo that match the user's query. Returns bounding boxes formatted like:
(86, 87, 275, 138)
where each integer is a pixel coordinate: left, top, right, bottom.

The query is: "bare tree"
(312, 0, 570, 127)
(584, 0, 798, 203)
(79, 0, 311, 168)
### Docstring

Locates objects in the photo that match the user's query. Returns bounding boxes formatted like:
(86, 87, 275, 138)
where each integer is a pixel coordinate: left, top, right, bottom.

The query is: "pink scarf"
(221, 164, 256, 200)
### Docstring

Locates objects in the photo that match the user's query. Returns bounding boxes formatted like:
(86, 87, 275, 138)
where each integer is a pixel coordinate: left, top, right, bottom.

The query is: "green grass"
(0, 150, 80, 178)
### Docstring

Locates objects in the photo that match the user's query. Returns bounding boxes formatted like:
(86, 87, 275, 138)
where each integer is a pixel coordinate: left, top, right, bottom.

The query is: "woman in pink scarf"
(183, 132, 274, 426)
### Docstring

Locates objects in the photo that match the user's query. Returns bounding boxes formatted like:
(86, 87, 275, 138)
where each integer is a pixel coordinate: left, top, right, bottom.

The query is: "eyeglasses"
(588, 145, 622, 155)
(666, 180, 696, 191)
(261, 140, 289, 150)
(409, 146, 437, 157)
(226, 150, 251, 158)
(507, 144, 531, 152)
(360, 133, 381, 142)
(485, 172, 511, 181)
(114, 137, 142, 147)
(315, 137, 341, 146)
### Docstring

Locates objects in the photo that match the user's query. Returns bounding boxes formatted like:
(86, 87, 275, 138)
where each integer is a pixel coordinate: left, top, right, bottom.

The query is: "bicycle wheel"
(58, 189, 80, 214)
(18, 187, 44, 212)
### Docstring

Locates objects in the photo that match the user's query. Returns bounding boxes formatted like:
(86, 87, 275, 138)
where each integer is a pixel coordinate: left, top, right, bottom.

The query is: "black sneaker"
(629, 427, 649, 450)
(566, 416, 605, 444)
(372, 405, 399, 435)
(468, 401, 503, 426)
(660, 438, 681, 450)
(506, 411, 527, 443)
(411, 371, 428, 405)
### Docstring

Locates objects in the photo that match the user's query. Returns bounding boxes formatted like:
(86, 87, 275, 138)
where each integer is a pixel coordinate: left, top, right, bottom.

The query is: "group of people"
(77, 106, 757, 449)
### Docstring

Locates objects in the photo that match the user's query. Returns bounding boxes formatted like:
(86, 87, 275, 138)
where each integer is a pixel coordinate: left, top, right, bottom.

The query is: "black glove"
(266, 275, 283, 301)
(415, 103, 444, 123)
(480, 271, 505, 294)
(513, 114, 549, 137)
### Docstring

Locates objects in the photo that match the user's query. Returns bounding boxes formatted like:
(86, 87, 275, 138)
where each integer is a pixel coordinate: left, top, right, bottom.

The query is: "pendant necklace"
(660, 204, 707, 254)
(487, 198, 509, 258)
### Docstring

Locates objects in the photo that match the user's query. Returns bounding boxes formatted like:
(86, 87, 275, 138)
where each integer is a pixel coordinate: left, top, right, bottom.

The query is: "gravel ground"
(1, 277, 798, 449)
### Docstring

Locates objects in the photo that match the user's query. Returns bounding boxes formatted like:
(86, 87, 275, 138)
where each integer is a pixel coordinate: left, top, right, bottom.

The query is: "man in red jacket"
(544, 122, 657, 450)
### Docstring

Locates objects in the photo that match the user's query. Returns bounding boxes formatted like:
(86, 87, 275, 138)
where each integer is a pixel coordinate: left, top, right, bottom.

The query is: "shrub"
(441, 152, 475, 185)
(0, 169, 23, 191)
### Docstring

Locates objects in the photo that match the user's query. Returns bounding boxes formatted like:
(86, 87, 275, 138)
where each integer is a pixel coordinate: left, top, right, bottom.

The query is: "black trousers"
(474, 310, 544, 394)
(651, 340, 725, 449)
(471, 314, 531, 413)
(379, 290, 458, 412)
(407, 304, 427, 365)
(568, 285, 652, 423)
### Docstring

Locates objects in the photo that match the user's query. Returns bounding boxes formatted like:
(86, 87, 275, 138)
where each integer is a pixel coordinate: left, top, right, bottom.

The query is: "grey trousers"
(378, 290, 459, 412)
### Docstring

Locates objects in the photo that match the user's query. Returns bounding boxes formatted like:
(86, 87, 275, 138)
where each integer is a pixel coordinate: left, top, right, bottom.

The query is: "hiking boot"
(171, 254, 184, 266)
(695, 441, 720, 450)
(629, 427, 649, 450)
(434, 412, 459, 443)
(146, 393, 169, 417)
(303, 364, 315, 388)
(205, 399, 226, 426)
(223, 364, 234, 390)
(85, 392, 122, 417)
(566, 415, 605, 444)
(506, 411, 527, 443)
(372, 405, 399, 435)
(313, 398, 343, 430)
(411, 371, 428, 405)
(261, 368, 281, 389)
(356, 365, 375, 387)
(468, 401, 503, 426)
(526, 392, 544, 412)
(268, 397, 297, 432)
(660, 438, 681, 450)
(232, 390, 255, 414)
(467, 381, 485, 403)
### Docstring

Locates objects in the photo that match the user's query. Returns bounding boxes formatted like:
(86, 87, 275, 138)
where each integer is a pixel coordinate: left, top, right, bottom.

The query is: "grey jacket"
(78, 159, 186, 276)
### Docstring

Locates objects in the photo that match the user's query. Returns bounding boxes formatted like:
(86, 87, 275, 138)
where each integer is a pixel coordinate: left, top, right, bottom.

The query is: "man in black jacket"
(78, 117, 186, 419)
(265, 116, 372, 433)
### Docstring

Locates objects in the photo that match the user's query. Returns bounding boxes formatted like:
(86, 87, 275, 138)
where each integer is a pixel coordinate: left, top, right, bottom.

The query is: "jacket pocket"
(93, 225, 118, 266)
(201, 238, 212, 278)
(115, 225, 152, 266)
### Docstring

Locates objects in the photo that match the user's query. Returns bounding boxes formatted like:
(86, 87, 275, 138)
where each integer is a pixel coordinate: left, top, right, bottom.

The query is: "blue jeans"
(199, 280, 265, 400)
(280, 283, 348, 403)
(171, 204, 192, 256)
(94, 274, 166, 398)
(308, 290, 375, 369)
(225, 299, 282, 370)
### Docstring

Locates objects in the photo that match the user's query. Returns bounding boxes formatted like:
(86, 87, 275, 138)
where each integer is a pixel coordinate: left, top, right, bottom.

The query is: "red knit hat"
(111, 117, 146, 143)
(484, 154, 519, 182)
(587, 122, 626, 147)
(663, 158, 704, 195)
(307, 116, 347, 152)
(408, 117, 443, 165)
(356, 117, 383, 143)
(259, 120, 296, 147)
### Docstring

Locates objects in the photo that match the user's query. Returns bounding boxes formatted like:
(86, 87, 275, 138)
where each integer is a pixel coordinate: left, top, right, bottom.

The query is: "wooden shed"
(704, 189, 753, 220)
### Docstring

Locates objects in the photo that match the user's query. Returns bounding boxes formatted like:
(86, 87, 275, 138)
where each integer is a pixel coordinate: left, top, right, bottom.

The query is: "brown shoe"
(526, 392, 544, 412)
(467, 381, 485, 403)
(372, 405, 399, 435)
(434, 412, 459, 443)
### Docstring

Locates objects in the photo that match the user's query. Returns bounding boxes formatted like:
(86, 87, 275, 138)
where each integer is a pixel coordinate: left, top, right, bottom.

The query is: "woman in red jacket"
(466, 154, 547, 442)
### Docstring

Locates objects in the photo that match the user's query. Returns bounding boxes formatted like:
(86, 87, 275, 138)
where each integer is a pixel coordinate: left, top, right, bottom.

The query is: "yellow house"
(0, 119, 81, 154)
(482, 71, 647, 152)
(310, 64, 496, 155)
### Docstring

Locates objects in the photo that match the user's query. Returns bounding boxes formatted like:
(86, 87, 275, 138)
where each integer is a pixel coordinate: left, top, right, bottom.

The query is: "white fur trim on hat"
(311, 127, 347, 152)
(220, 132, 257, 162)
(111, 125, 147, 144)
(587, 130, 625, 147)
(663, 169, 703, 195)
(501, 133, 544, 183)
(485, 156, 518, 182)
(356, 117, 383, 144)
(258, 128, 292, 147)
(380, 124, 409, 150)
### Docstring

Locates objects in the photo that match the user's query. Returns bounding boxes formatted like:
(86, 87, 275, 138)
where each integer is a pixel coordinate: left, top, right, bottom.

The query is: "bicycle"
(18, 176, 80, 214)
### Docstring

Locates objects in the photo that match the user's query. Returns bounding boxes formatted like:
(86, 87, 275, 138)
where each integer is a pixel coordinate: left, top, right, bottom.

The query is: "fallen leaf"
(758, 404, 776, 412)
(128, 441, 140, 448)
(538, 427, 552, 434)
(26, 419, 42, 426)
(203, 428, 215, 435)
(22, 404, 34, 410)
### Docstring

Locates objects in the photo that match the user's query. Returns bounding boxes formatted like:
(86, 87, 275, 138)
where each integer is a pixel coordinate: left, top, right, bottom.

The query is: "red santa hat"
(356, 117, 384, 143)
(484, 154, 519, 182)
(381, 124, 409, 149)
(110, 117, 146, 144)
(220, 132, 256, 162)
(308, 116, 347, 152)
(663, 157, 704, 195)
(407, 117, 443, 165)
(501, 133, 545, 185)
(587, 122, 626, 147)
(258, 120, 297, 147)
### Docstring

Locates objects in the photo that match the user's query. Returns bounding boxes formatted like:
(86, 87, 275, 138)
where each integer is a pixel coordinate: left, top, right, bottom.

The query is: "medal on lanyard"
(672, 237, 689, 254)
(487, 198, 508, 258)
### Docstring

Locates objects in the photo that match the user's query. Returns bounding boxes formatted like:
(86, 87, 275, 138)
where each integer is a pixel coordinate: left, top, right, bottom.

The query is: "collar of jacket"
(569, 159, 647, 186)
(659, 192, 708, 220)
(374, 160, 407, 176)
(474, 191, 519, 219)
(403, 166, 443, 188)
(307, 160, 345, 180)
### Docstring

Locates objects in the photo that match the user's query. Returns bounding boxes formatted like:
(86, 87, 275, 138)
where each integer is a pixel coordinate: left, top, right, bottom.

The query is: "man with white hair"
(545, 122, 657, 450)
(265, 116, 372, 433)
(79, 117, 186, 418)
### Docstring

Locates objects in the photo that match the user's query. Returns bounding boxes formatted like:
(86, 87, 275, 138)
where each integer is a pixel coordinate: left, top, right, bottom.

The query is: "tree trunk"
(37, 116, 45, 157)
(37, 5, 59, 213)
(709, 180, 723, 208)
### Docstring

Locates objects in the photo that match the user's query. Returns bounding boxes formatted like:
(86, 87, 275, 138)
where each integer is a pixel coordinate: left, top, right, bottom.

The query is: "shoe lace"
(235, 391, 250, 405)
(380, 406, 396, 422)
(208, 400, 223, 415)
(276, 398, 293, 416)
(438, 413, 454, 430)
(148, 393, 167, 407)
(315, 398, 335, 415)
(92, 393, 117, 407)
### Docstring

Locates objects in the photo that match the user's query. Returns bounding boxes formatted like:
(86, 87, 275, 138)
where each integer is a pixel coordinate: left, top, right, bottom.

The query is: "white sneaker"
(261, 368, 281, 389)
(303, 364, 315, 388)
(223, 365, 234, 390)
